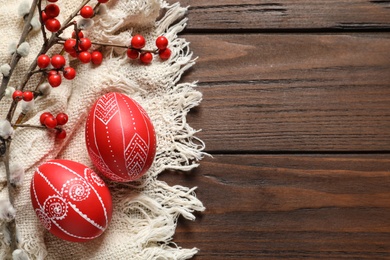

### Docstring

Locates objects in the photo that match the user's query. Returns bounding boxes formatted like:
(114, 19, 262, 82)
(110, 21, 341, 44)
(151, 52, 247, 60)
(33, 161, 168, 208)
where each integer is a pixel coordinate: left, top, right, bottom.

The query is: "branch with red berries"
(0, 0, 172, 257)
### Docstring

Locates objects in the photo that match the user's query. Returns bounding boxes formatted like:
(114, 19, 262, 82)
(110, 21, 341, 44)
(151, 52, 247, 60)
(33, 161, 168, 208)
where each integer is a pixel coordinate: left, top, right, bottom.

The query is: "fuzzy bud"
(96, 5, 108, 15)
(0, 119, 14, 139)
(78, 18, 94, 30)
(17, 42, 30, 57)
(12, 249, 30, 260)
(0, 64, 11, 77)
(38, 83, 51, 96)
(10, 162, 25, 187)
(21, 99, 34, 114)
(18, 0, 31, 17)
(15, 225, 23, 247)
(8, 42, 17, 55)
(30, 16, 41, 31)
(0, 200, 16, 222)
(5, 87, 15, 98)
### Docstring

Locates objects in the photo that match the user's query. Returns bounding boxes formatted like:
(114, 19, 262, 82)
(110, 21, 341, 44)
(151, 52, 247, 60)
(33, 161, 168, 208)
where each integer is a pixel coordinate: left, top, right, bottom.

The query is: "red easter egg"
(30, 159, 113, 242)
(85, 92, 156, 182)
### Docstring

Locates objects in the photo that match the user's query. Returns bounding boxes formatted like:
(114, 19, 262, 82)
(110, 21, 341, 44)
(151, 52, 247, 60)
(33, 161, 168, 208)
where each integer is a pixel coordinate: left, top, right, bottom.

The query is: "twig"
(12, 124, 46, 130)
(3, 139, 17, 252)
(37, 0, 48, 43)
(57, 40, 159, 53)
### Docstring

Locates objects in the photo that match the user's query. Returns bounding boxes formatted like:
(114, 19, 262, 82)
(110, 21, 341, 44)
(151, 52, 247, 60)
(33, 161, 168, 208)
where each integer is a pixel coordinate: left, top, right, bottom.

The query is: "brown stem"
(93, 2, 101, 13)
(94, 41, 158, 53)
(56, 40, 159, 53)
(3, 139, 17, 252)
(6, 100, 19, 122)
(12, 124, 46, 130)
(37, 0, 48, 43)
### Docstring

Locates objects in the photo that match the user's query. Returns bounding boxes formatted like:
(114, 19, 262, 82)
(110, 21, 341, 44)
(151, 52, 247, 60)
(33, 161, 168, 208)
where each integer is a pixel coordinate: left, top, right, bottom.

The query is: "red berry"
(64, 38, 76, 53)
(140, 52, 153, 64)
(56, 113, 68, 125)
(131, 35, 146, 49)
(37, 54, 51, 68)
(41, 11, 48, 23)
(78, 51, 91, 63)
(12, 90, 23, 101)
(80, 6, 94, 18)
(44, 116, 57, 129)
(22, 91, 34, 102)
(45, 18, 61, 32)
(156, 36, 169, 50)
(47, 0, 58, 2)
(159, 48, 172, 60)
(91, 51, 103, 65)
(72, 30, 84, 39)
(98, 0, 109, 3)
(56, 129, 67, 139)
(127, 49, 139, 59)
(40, 112, 53, 125)
(45, 4, 60, 18)
(48, 73, 62, 87)
(79, 38, 92, 51)
(51, 54, 66, 69)
(63, 67, 76, 80)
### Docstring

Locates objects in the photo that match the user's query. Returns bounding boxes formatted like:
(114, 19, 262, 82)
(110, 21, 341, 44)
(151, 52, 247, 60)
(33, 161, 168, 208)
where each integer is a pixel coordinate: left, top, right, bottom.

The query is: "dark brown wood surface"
(162, 1, 390, 259)
(181, 0, 390, 30)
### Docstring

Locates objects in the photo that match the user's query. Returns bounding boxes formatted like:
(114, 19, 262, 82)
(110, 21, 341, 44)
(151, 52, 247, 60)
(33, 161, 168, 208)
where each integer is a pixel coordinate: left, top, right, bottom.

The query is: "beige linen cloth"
(0, 0, 205, 259)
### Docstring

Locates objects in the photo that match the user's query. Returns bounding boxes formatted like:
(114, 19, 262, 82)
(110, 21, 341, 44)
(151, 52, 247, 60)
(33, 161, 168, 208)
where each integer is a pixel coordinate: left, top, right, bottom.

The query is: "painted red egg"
(85, 92, 156, 182)
(30, 159, 113, 242)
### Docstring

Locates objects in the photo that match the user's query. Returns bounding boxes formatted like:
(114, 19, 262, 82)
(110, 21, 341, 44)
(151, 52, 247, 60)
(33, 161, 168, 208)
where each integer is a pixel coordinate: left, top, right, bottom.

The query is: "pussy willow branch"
(0, 0, 38, 101)
(0, 1, 38, 253)
(3, 139, 18, 252)
(1, 0, 92, 254)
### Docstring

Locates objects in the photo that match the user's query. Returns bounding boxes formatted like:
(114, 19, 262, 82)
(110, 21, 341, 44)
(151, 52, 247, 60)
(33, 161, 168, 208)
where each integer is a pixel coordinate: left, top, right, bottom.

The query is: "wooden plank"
(183, 33, 390, 84)
(183, 33, 390, 152)
(167, 0, 390, 30)
(160, 155, 390, 259)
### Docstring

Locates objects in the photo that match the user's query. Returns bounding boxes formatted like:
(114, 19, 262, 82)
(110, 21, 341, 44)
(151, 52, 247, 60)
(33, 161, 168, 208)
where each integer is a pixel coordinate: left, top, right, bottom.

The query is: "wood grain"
(164, 0, 390, 259)
(160, 155, 390, 259)
(166, 0, 390, 30)
(183, 33, 390, 152)
(183, 34, 390, 85)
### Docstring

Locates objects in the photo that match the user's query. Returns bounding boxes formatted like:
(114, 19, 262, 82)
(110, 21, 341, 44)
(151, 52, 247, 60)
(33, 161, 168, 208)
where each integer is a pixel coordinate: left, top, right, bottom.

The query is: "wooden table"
(162, 1, 390, 259)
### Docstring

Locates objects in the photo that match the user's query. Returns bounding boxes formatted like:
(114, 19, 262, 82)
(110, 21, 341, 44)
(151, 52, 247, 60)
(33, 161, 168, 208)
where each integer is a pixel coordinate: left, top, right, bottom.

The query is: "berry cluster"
(12, 90, 34, 102)
(127, 35, 172, 64)
(64, 35, 103, 65)
(41, 0, 110, 33)
(42, 3, 61, 32)
(40, 112, 68, 139)
(37, 54, 77, 87)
